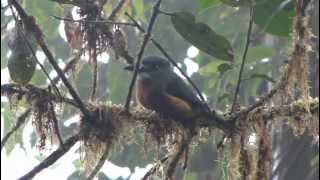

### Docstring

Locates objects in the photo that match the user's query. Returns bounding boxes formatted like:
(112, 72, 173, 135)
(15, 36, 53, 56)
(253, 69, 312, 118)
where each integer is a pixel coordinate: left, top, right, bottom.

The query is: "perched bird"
(125, 56, 235, 132)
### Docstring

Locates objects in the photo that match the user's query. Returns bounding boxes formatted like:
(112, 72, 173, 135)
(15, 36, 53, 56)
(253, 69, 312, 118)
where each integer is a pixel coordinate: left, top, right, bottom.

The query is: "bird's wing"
(166, 74, 203, 108)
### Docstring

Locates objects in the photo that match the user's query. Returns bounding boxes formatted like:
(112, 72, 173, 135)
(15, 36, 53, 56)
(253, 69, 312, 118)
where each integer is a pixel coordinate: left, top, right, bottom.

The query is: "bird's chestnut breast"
(136, 78, 192, 117)
(136, 78, 154, 109)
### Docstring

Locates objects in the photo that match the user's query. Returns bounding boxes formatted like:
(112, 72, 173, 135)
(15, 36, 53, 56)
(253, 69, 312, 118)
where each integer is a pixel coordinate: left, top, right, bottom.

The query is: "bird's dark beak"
(124, 64, 148, 72)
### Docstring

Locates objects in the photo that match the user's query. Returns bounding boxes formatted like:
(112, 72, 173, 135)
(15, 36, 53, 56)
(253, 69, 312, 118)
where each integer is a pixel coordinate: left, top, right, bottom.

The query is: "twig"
(1, 109, 31, 151)
(142, 155, 170, 180)
(90, 49, 98, 100)
(48, 93, 64, 146)
(165, 133, 192, 180)
(86, 144, 110, 180)
(9, 0, 92, 118)
(231, 7, 254, 113)
(1, 4, 9, 10)
(51, 15, 136, 26)
(125, 12, 212, 114)
(235, 81, 283, 118)
(1, 19, 9, 34)
(158, 9, 174, 16)
(51, 52, 81, 85)
(17, 134, 80, 180)
(124, 0, 163, 111)
(108, 0, 127, 20)
(1, 83, 79, 108)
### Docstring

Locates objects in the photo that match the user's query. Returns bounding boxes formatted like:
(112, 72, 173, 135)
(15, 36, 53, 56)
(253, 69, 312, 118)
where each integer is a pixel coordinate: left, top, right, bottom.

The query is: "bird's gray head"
(125, 56, 174, 82)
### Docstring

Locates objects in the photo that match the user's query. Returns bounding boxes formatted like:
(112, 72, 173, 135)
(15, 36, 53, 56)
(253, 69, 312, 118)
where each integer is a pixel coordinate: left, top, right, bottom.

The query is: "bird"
(125, 56, 236, 133)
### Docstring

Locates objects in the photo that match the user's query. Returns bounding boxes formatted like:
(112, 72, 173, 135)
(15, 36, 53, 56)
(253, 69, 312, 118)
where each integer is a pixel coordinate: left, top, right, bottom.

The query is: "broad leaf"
(171, 11, 234, 61)
(254, 0, 295, 36)
(199, 61, 225, 76)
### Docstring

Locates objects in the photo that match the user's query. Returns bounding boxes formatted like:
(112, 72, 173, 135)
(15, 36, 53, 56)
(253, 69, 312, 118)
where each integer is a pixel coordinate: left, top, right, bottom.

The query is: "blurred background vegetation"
(1, 0, 319, 179)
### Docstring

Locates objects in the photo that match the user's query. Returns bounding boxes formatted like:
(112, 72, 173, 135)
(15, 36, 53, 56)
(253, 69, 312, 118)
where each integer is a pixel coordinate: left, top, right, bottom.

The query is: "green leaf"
(250, 73, 276, 83)
(8, 52, 36, 85)
(199, 61, 225, 76)
(198, 0, 221, 11)
(254, 0, 295, 36)
(171, 11, 234, 61)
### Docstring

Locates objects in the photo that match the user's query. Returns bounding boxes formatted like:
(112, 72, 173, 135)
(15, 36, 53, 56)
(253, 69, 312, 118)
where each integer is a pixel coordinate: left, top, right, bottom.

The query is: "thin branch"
(9, 0, 92, 118)
(86, 144, 110, 180)
(48, 96, 64, 146)
(108, 0, 127, 20)
(1, 84, 79, 108)
(17, 134, 80, 180)
(142, 155, 170, 180)
(90, 49, 98, 100)
(1, 109, 31, 151)
(231, 7, 254, 113)
(1, 19, 10, 35)
(51, 52, 81, 85)
(51, 15, 136, 26)
(158, 9, 174, 16)
(235, 80, 284, 118)
(125, 12, 212, 114)
(165, 133, 192, 180)
(124, 0, 163, 111)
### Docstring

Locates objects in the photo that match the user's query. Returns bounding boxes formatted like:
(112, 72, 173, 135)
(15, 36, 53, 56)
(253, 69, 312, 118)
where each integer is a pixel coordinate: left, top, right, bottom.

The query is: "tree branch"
(1, 84, 79, 108)
(124, 0, 163, 111)
(142, 155, 170, 180)
(85, 144, 110, 180)
(51, 15, 137, 26)
(231, 7, 255, 113)
(1, 109, 31, 151)
(51, 52, 82, 85)
(17, 134, 80, 180)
